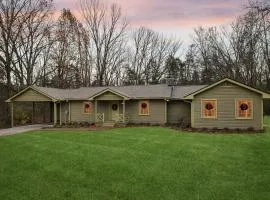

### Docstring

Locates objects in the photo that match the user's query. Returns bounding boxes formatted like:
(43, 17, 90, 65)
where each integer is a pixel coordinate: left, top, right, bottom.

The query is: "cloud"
(54, 0, 249, 41)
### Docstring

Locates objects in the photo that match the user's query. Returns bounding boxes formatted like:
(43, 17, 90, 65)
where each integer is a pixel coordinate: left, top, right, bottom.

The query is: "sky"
(54, 0, 249, 46)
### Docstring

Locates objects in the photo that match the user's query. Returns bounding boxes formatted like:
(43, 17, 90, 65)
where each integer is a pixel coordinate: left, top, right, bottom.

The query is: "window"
(201, 99, 217, 118)
(139, 101, 149, 115)
(83, 102, 92, 114)
(235, 99, 253, 119)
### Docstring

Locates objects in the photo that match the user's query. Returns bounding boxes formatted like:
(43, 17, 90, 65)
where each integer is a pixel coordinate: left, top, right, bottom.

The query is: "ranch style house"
(6, 78, 270, 130)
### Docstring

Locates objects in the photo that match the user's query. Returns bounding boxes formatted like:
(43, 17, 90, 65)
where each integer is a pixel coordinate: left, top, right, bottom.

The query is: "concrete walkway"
(0, 124, 53, 136)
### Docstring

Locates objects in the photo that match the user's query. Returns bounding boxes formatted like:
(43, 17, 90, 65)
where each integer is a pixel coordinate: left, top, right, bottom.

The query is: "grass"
(1, 125, 270, 199)
(264, 115, 270, 127)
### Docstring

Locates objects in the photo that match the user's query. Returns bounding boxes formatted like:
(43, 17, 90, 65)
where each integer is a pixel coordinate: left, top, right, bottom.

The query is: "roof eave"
(183, 78, 268, 99)
(263, 94, 270, 99)
(88, 88, 131, 100)
(6, 86, 59, 102)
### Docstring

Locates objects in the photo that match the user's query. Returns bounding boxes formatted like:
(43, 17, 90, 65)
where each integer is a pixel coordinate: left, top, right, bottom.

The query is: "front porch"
(94, 100, 129, 125)
(90, 88, 131, 126)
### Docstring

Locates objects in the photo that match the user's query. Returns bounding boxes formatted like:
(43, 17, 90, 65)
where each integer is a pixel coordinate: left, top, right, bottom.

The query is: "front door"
(110, 101, 119, 121)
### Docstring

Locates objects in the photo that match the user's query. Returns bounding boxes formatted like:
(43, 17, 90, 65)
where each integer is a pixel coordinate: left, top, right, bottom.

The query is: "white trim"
(6, 86, 58, 102)
(201, 99, 218, 119)
(184, 78, 270, 99)
(82, 102, 93, 114)
(88, 88, 130, 100)
(235, 98, 253, 120)
(138, 100, 150, 116)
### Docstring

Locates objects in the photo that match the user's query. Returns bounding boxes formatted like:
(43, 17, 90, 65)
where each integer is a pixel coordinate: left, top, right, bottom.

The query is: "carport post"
(59, 102, 62, 126)
(164, 99, 168, 124)
(11, 102, 14, 128)
(54, 102, 57, 125)
(69, 101, 71, 123)
(95, 100, 97, 123)
(123, 100, 125, 123)
(32, 102, 35, 124)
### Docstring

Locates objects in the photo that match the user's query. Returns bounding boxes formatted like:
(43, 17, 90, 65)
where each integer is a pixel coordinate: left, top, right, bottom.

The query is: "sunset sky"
(54, 0, 249, 45)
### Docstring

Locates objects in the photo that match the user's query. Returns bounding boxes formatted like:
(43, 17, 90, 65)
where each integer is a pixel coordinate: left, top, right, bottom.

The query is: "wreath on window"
(112, 104, 118, 111)
(205, 103, 214, 110)
(85, 104, 90, 109)
(240, 103, 249, 111)
(141, 103, 148, 109)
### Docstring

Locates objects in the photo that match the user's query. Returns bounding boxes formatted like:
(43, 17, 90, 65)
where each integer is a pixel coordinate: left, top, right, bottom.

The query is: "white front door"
(111, 101, 119, 121)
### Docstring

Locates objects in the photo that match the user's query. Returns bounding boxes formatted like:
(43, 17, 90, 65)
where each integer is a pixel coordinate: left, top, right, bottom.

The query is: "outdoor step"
(103, 122, 115, 127)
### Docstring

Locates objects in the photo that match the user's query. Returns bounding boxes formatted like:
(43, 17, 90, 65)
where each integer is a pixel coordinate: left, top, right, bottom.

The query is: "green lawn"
(264, 115, 270, 127)
(1, 127, 270, 200)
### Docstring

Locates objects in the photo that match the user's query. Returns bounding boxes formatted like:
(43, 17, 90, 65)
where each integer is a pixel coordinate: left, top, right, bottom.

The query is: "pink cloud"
(53, 0, 249, 41)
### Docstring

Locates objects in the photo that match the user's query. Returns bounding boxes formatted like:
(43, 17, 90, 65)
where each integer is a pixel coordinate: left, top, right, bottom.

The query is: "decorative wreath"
(141, 103, 148, 109)
(205, 103, 214, 110)
(85, 104, 90, 109)
(112, 104, 118, 111)
(240, 103, 249, 111)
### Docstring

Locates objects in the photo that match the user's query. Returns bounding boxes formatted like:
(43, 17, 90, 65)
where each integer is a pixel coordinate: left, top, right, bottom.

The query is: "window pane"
(201, 100, 217, 118)
(236, 99, 252, 119)
(84, 103, 91, 113)
(139, 101, 149, 115)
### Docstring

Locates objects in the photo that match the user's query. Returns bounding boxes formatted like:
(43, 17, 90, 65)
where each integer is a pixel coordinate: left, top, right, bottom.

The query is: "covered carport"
(5, 86, 60, 127)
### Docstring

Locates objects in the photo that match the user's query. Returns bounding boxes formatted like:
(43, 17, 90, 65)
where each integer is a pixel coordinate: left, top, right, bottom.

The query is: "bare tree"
(49, 9, 91, 89)
(80, 0, 128, 86)
(12, 0, 54, 86)
(0, 0, 32, 91)
(126, 27, 182, 85)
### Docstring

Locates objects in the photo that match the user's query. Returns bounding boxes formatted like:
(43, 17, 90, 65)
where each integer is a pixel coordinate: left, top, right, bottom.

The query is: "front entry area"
(97, 100, 122, 122)
(110, 101, 120, 121)
(90, 89, 130, 125)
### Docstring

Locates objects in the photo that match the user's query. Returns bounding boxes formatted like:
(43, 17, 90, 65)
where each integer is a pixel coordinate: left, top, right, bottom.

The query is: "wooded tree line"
(0, 0, 270, 127)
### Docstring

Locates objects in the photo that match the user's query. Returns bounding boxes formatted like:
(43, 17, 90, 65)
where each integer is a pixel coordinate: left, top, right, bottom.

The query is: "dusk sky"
(55, 0, 249, 44)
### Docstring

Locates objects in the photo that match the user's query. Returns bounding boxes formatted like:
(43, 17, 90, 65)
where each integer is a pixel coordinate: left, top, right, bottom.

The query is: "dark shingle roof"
(33, 84, 206, 101)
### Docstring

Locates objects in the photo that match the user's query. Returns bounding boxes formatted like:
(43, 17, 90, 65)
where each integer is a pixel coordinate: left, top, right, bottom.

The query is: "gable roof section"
(115, 84, 172, 99)
(11, 80, 264, 102)
(184, 78, 270, 99)
(6, 86, 58, 102)
(88, 88, 131, 100)
(171, 85, 207, 99)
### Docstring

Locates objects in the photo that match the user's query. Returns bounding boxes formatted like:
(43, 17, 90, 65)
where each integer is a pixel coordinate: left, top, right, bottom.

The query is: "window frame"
(201, 99, 218, 119)
(138, 100, 150, 116)
(235, 98, 253, 120)
(83, 102, 92, 114)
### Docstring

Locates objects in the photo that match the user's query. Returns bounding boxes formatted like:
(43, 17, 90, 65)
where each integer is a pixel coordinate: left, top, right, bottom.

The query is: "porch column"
(11, 102, 14, 128)
(32, 102, 35, 124)
(95, 100, 97, 123)
(59, 102, 62, 126)
(69, 101, 71, 123)
(123, 100, 125, 123)
(50, 102, 53, 123)
(54, 102, 57, 125)
(164, 100, 167, 124)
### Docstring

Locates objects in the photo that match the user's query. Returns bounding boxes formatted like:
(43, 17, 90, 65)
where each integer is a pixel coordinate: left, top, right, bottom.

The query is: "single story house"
(6, 78, 270, 130)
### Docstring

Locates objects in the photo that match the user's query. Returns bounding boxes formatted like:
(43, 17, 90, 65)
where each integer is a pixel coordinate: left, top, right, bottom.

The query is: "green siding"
(65, 100, 124, 123)
(126, 100, 166, 124)
(60, 102, 69, 123)
(97, 101, 109, 121)
(13, 89, 52, 102)
(192, 82, 263, 130)
(167, 101, 191, 124)
(95, 92, 124, 101)
(67, 101, 95, 123)
(96, 101, 123, 121)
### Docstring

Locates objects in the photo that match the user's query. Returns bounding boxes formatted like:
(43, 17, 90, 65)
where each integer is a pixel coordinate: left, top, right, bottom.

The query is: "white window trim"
(201, 99, 218, 119)
(235, 98, 253, 120)
(138, 100, 150, 116)
(83, 102, 92, 115)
